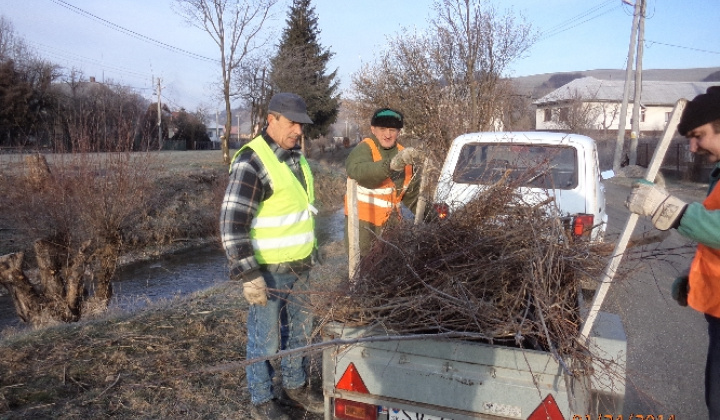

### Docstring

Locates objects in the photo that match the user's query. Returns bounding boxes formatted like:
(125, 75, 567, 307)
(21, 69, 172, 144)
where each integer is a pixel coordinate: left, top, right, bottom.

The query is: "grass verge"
(0, 149, 350, 418)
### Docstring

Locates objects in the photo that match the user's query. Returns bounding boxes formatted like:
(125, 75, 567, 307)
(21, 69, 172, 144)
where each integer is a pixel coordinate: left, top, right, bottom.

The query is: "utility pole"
(629, 0, 646, 166)
(612, 0, 642, 172)
(156, 77, 163, 150)
(215, 111, 219, 142)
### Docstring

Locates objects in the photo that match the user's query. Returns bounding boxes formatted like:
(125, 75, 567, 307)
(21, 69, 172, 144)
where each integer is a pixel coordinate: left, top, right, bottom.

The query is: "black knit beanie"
(370, 108, 404, 129)
(678, 86, 720, 136)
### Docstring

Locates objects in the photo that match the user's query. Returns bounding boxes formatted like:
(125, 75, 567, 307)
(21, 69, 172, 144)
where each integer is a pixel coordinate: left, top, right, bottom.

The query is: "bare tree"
(174, 0, 278, 163)
(0, 16, 33, 64)
(236, 53, 271, 137)
(350, 0, 536, 158)
(542, 88, 620, 136)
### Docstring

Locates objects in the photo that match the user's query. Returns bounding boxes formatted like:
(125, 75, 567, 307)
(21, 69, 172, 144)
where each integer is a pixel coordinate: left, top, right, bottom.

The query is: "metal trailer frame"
(322, 313, 626, 420)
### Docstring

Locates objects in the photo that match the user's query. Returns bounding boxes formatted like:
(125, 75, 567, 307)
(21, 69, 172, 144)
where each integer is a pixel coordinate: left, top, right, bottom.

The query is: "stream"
(0, 210, 345, 333)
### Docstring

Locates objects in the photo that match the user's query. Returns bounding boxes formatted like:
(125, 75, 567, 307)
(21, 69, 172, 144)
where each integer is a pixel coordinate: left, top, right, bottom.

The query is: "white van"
(433, 131, 607, 241)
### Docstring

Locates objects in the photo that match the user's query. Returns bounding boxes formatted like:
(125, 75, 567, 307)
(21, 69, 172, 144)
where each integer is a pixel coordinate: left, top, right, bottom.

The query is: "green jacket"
(678, 162, 720, 249)
(344, 135, 423, 255)
(345, 135, 422, 213)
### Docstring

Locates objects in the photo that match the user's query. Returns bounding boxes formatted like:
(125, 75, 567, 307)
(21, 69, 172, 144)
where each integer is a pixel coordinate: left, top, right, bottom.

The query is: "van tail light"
(572, 214, 594, 238)
(433, 203, 449, 220)
(334, 363, 376, 420)
(527, 394, 565, 420)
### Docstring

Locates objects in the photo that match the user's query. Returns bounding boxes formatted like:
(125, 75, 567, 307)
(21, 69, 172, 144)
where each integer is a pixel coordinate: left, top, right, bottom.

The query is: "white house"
(534, 77, 716, 133)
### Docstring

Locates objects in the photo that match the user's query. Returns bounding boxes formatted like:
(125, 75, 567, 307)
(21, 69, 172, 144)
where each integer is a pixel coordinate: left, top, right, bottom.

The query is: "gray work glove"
(390, 147, 424, 171)
(671, 275, 689, 307)
(626, 180, 687, 230)
(243, 273, 268, 306)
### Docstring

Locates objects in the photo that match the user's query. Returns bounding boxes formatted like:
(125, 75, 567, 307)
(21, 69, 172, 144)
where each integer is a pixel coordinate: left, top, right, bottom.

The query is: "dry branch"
(319, 179, 609, 360)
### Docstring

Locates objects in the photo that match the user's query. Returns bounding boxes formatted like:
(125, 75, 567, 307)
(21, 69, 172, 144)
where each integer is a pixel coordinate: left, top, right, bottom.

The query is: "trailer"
(321, 306, 625, 420)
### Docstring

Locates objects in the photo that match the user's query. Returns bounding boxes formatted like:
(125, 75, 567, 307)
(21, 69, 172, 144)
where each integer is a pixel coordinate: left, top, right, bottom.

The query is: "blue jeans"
(707, 314, 720, 419)
(246, 269, 313, 405)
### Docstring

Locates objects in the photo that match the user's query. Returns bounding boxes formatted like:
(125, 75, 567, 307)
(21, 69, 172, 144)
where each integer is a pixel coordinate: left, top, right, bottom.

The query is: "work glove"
(671, 275, 689, 307)
(242, 273, 268, 306)
(626, 180, 687, 230)
(390, 147, 424, 171)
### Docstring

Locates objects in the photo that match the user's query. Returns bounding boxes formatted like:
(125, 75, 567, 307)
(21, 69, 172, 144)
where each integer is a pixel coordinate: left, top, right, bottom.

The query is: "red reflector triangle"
(336, 362, 369, 393)
(528, 394, 565, 420)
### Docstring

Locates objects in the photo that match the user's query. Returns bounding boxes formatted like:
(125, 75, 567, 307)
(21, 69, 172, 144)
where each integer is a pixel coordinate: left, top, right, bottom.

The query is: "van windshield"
(453, 143, 578, 189)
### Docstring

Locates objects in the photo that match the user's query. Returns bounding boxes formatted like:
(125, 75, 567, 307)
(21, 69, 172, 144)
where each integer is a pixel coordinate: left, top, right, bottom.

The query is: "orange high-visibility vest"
(344, 138, 413, 227)
(688, 183, 720, 317)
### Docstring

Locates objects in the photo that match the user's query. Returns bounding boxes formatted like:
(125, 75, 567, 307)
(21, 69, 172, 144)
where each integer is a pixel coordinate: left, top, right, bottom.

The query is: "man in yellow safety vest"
(220, 92, 322, 420)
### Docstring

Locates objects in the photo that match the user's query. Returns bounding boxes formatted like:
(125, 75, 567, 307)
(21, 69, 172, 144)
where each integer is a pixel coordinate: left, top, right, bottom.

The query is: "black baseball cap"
(268, 92, 313, 124)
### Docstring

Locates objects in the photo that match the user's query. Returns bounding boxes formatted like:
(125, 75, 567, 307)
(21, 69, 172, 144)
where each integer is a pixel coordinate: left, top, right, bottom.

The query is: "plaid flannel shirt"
(220, 132, 308, 280)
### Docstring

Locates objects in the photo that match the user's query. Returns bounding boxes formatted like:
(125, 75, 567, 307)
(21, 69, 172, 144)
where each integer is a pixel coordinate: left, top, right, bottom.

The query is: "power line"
(26, 39, 152, 81)
(537, 1, 621, 41)
(645, 40, 720, 55)
(47, 0, 217, 63)
(540, 0, 615, 34)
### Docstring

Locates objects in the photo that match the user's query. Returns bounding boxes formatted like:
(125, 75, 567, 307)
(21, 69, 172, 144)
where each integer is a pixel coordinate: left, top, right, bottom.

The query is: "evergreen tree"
(270, 0, 339, 139)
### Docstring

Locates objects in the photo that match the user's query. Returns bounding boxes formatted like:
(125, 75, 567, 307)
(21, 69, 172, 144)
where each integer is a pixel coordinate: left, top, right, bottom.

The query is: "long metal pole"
(612, 0, 642, 172)
(579, 99, 686, 345)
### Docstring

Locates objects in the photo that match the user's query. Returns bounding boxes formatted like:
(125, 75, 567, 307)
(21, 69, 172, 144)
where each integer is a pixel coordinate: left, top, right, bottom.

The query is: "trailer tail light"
(527, 394, 565, 420)
(434, 203, 449, 220)
(572, 214, 594, 238)
(334, 399, 376, 420)
(334, 363, 376, 420)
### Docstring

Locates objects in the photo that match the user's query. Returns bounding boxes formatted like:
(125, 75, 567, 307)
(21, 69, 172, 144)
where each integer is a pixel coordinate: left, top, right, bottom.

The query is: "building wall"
(207, 126, 225, 143)
(535, 101, 674, 133)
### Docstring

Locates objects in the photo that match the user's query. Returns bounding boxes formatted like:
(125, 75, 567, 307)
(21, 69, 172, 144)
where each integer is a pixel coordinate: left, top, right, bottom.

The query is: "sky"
(1, 0, 718, 113)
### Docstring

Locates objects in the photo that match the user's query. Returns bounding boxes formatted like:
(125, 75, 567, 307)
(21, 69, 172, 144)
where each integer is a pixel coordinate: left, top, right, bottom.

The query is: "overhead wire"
(540, 0, 616, 35)
(537, 0, 621, 41)
(644, 40, 720, 55)
(39, 0, 220, 109)
(27, 39, 152, 82)
(47, 0, 217, 63)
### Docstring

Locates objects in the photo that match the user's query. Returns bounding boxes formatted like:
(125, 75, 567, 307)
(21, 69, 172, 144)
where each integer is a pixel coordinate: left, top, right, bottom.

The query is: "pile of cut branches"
(325, 180, 607, 358)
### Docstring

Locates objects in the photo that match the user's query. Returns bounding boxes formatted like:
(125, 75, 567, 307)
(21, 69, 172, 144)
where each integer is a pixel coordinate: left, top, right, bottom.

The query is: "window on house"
(641, 108, 646, 123)
(665, 112, 671, 123)
(559, 107, 569, 122)
(543, 108, 551, 122)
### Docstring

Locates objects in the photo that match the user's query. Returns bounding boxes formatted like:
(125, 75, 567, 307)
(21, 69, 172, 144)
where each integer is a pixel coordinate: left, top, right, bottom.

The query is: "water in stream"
(0, 210, 345, 333)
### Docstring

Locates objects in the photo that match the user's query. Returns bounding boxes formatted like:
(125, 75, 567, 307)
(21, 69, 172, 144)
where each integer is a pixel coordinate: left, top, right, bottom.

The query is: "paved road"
(601, 176, 708, 418)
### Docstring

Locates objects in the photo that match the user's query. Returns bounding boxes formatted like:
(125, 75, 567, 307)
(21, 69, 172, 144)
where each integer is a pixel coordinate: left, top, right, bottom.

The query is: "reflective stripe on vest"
(233, 135, 316, 264)
(344, 138, 413, 226)
(688, 182, 720, 317)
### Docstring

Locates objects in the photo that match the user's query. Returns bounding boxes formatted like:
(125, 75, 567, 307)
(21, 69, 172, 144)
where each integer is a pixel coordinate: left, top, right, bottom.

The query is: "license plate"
(388, 408, 451, 420)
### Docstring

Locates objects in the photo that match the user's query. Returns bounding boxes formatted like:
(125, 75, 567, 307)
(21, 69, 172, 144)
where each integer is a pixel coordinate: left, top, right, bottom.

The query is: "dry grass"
(0, 281, 330, 419)
(0, 236, 348, 418)
(0, 283, 249, 418)
(0, 149, 347, 418)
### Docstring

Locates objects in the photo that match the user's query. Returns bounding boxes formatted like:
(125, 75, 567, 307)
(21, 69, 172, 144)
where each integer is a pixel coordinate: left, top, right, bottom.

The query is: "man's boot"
(250, 399, 291, 420)
(284, 384, 324, 413)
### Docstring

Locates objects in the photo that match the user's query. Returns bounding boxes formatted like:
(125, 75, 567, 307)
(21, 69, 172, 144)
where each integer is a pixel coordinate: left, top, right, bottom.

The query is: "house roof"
(534, 76, 718, 106)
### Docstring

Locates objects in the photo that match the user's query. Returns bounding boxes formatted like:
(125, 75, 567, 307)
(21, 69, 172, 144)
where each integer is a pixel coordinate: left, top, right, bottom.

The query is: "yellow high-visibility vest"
(232, 136, 316, 264)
